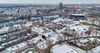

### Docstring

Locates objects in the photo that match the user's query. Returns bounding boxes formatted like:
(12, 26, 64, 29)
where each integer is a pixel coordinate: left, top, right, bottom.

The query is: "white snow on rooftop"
(24, 22, 33, 27)
(52, 18, 64, 23)
(0, 27, 9, 33)
(70, 25, 89, 33)
(71, 14, 85, 16)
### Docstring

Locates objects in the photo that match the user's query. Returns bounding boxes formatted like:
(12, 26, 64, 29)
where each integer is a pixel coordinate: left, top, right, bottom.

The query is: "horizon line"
(0, 3, 100, 5)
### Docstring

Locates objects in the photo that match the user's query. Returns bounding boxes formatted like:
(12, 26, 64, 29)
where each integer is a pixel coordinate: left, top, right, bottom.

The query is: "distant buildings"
(69, 14, 87, 21)
(0, 4, 100, 53)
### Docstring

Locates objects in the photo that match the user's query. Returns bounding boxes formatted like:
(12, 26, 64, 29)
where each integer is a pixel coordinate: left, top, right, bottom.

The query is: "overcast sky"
(0, 0, 100, 4)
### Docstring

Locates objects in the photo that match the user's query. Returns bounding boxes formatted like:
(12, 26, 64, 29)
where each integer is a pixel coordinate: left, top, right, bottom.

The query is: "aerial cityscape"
(0, 0, 100, 53)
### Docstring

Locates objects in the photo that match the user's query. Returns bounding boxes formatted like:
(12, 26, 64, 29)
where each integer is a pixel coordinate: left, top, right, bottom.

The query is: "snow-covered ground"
(51, 44, 78, 53)
(1, 18, 100, 53)
(91, 46, 100, 53)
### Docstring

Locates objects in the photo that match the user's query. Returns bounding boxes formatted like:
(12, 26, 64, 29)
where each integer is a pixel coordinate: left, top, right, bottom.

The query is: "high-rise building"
(59, 2, 63, 9)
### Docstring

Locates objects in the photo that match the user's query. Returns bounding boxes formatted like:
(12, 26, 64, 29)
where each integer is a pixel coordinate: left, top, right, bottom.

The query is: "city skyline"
(0, 0, 100, 4)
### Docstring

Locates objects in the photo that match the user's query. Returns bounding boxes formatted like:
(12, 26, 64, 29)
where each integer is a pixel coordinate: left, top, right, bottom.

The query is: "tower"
(59, 2, 63, 9)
